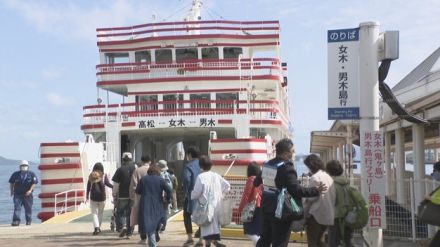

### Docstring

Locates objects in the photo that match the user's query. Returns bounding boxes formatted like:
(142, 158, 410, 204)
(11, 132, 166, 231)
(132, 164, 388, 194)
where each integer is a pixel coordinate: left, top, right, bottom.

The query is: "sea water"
(0, 163, 41, 224)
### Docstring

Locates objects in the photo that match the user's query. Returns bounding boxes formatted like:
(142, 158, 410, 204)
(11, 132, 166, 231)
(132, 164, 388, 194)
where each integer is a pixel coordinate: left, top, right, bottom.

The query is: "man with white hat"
(112, 152, 136, 238)
(8, 160, 38, 226)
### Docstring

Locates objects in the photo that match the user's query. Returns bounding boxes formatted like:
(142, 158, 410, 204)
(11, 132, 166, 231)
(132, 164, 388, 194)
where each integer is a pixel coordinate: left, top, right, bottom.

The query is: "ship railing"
(96, 20, 280, 42)
(83, 100, 285, 125)
(96, 58, 282, 82)
(53, 189, 84, 216)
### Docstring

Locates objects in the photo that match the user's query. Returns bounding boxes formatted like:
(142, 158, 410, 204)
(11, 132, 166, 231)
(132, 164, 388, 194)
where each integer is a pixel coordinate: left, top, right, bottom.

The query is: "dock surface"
(0, 210, 427, 246)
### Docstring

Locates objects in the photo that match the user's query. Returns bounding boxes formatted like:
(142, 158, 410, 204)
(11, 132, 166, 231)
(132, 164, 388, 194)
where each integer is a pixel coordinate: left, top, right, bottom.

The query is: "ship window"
(216, 93, 238, 109)
(202, 47, 219, 60)
(223, 47, 242, 59)
(190, 93, 210, 109)
(105, 53, 129, 64)
(135, 51, 151, 63)
(176, 48, 198, 62)
(163, 94, 184, 110)
(137, 95, 158, 111)
(155, 49, 172, 63)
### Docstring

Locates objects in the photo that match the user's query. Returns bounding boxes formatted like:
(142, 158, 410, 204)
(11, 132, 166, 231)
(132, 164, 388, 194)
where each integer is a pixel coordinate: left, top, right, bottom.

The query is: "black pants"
(306, 215, 328, 247)
(183, 198, 193, 234)
(256, 212, 292, 247)
(328, 219, 353, 247)
(116, 199, 132, 233)
(430, 230, 440, 247)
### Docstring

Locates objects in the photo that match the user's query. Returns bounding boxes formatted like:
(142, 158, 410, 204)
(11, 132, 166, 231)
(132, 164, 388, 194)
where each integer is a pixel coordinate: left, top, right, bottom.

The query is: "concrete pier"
(0, 210, 426, 246)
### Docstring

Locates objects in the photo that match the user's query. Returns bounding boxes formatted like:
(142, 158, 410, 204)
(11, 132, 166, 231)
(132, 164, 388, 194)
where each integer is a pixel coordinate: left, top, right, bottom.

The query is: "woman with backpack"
(326, 160, 355, 247)
(86, 162, 113, 235)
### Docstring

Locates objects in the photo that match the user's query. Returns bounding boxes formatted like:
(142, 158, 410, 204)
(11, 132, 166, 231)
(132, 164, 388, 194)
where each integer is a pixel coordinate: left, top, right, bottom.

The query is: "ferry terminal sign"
(327, 28, 360, 120)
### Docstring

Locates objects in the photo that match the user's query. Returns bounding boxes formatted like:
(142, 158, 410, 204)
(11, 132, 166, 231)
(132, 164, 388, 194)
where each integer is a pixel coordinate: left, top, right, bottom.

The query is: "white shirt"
(191, 171, 230, 237)
(304, 170, 336, 226)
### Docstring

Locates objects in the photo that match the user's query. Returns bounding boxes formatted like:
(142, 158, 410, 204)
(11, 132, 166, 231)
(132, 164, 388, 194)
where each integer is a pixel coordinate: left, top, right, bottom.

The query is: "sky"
(0, 0, 439, 161)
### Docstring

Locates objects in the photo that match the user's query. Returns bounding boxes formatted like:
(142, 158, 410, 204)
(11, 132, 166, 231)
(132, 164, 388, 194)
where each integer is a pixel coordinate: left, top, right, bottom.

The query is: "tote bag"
(192, 182, 215, 226)
(219, 198, 233, 226)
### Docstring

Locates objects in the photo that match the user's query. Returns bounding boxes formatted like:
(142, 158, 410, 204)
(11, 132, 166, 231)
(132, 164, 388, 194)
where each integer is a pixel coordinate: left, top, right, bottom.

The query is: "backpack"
(343, 185, 368, 229)
(161, 171, 173, 190)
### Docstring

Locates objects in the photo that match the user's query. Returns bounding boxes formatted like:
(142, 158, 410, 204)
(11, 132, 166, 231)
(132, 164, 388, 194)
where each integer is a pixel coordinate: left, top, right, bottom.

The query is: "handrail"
(53, 189, 84, 216)
(97, 20, 280, 32)
(96, 20, 280, 41)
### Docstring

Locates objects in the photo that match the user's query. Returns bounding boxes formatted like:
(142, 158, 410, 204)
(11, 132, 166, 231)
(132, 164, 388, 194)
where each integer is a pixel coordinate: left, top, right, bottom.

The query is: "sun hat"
(157, 160, 168, 171)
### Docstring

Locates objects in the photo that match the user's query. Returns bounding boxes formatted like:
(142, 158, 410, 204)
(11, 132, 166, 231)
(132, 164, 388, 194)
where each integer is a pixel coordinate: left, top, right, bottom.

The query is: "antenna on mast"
(184, 0, 202, 22)
(183, 0, 202, 35)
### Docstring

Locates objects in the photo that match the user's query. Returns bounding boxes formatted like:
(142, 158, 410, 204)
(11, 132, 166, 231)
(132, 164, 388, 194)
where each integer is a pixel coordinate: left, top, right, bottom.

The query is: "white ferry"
(37, 0, 292, 222)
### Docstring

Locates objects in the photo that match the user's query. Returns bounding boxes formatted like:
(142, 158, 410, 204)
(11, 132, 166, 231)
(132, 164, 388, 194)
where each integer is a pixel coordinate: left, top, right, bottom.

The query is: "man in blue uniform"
(9, 160, 38, 226)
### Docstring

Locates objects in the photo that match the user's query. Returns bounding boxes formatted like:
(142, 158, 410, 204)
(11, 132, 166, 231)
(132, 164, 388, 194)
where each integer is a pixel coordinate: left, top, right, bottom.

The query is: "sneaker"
(119, 228, 127, 238)
(194, 241, 204, 247)
(11, 222, 19, 227)
(213, 241, 226, 247)
(138, 239, 147, 245)
(183, 239, 194, 246)
(26, 222, 31, 226)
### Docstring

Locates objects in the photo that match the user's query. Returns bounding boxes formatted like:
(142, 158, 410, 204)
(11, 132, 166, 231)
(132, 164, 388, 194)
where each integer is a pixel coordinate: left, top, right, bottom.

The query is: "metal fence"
(223, 175, 439, 241)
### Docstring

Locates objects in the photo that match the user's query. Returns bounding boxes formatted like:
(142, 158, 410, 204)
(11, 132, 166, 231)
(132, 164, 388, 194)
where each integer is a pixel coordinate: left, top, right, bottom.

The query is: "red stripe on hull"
(38, 211, 54, 221)
(210, 138, 265, 143)
(212, 160, 264, 166)
(38, 163, 81, 170)
(122, 122, 136, 127)
(81, 124, 105, 130)
(250, 120, 282, 125)
(39, 191, 85, 199)
(41, 201, 82, 208)
(40, 142, 79, 147)
(217, 119, 232, 124)
(40, 153, 80, 158)
(41, 178, 84, 185)
(211, 149, 267, 154)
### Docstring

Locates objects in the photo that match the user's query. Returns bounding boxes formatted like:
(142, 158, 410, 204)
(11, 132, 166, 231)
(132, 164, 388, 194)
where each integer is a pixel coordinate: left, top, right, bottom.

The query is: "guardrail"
(54, 189, 84, 216)
(96, 20, 280, 42)
(95, 58, 283, 82)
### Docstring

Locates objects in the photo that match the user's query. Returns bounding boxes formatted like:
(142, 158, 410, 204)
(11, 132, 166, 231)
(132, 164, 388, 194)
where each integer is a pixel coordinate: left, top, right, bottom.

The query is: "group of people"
(9, 140, 440, 247)
(85, 152, 177, 246)
(236, 138, 356, 247)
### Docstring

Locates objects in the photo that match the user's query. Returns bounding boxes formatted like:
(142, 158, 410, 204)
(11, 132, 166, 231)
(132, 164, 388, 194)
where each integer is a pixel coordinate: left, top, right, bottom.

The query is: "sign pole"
(359, 21, 383, 247)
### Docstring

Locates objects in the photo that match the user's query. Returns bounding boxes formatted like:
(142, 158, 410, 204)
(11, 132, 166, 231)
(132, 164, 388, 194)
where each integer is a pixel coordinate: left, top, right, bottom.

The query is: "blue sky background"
(0, 0, 439, 161)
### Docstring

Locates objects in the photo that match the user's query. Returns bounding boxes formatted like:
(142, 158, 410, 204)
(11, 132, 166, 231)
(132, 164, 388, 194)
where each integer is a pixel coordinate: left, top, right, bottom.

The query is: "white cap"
(122, 152, 132, 160)
(20, 160, 29, 166)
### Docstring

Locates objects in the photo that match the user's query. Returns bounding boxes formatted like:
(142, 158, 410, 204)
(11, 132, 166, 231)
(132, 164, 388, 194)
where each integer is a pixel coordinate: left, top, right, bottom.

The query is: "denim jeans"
(12, 194, 33, 223)
(140, 232, 157, 247)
